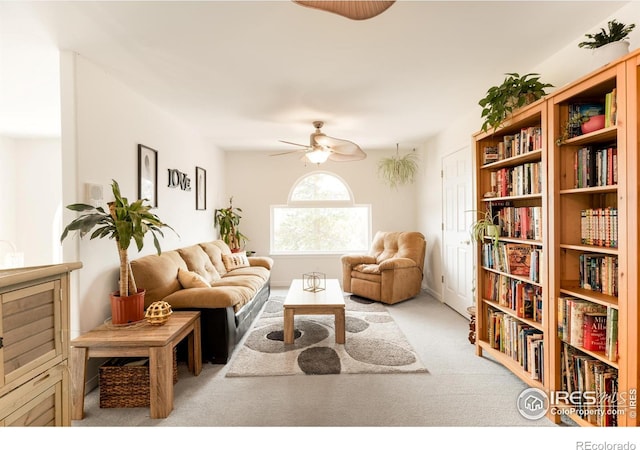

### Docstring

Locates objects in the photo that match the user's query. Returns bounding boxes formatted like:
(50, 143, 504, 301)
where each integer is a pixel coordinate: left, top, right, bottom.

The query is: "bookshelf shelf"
(474, 50, 639, 427)
(477, 341, 546, 389)
(484, 299, 544, 330)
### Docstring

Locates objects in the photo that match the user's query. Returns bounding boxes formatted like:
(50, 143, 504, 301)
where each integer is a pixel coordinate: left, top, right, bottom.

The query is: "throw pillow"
(177, 268, 211, 289)
(222, 253, 250, 271)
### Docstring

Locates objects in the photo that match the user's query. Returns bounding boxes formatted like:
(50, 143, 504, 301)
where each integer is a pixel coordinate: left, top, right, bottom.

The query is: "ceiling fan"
(292, 1, 396, 21)
(273, 121, 367, 164)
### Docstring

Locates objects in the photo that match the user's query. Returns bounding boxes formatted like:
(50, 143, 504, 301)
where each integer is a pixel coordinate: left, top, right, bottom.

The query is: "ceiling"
(0, 1, 629, 154)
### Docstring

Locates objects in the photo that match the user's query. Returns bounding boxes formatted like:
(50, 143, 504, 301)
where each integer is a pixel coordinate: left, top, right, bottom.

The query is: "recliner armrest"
(341, 255, 376, 267)
(378, 257, 419, 271)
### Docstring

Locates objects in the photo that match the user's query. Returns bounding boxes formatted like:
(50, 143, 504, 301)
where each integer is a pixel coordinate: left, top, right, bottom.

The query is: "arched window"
(271, 172, 371, 254)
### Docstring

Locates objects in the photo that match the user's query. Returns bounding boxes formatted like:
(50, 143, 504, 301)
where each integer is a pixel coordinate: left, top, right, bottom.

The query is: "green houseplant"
(214, 196, 248, 252)
(60, 179, 176, 324)
(468, 210, 501, 246)
(578, 19, 635, 49)
(478, 73, 553, 132)
(378, 144, 419, 188)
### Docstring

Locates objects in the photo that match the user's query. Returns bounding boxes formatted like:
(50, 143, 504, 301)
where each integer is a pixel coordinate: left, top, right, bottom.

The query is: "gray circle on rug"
(346, 296, 386, 312)
(298, 347, 341, 374)
(364, 314, 393, 323)
(345, 315, 369, 333)
(243, 320, 329, 354)
(261, 299, 285, 317)
(345, 337, 417, 366)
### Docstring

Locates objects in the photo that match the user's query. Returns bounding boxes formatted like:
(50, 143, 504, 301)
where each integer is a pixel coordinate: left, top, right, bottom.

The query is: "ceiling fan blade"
(270, 149, 304, 156)
(328, 150, 367, 162)
(279, 140, 310, 149)
(292, 1, 396, 20)
(315, 134, 363, 155)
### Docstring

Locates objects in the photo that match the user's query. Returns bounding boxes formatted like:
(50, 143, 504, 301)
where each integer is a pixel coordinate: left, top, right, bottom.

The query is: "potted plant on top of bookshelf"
(60, 179, 177, 325)
(579, 19, 635, 67)
(468, 210, 501, 246)
(214, 196, 248, 253)
(478, 73, 554, 133)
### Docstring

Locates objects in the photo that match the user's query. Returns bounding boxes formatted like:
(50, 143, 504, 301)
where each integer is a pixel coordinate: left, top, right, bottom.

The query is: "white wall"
(60, 52, 225, 337)
(0, 136, 61, 267)
(224, 149, 419, 287)
(0, 137, 17, 264)
(416, 1, 640, 304)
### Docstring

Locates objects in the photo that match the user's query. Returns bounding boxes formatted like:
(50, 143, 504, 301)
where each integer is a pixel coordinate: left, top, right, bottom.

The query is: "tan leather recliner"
(341, 231, 426, 304)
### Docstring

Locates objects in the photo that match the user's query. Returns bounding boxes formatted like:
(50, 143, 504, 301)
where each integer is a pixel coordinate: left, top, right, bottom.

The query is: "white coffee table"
(283, 278, 346, 344)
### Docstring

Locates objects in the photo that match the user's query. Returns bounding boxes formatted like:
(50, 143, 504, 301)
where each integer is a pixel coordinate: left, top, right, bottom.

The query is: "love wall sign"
(167, 168, 191, 191)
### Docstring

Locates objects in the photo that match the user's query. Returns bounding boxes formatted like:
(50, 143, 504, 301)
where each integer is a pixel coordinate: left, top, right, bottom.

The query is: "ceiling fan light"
(306, 149, 330, 164)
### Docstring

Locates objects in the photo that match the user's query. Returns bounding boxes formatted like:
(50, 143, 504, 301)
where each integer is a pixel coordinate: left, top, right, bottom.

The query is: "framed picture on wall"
(196, 166, 206, 210)
(138, 144, 158, 207)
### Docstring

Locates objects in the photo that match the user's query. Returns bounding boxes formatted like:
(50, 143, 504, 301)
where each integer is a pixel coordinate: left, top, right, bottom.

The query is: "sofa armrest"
(378, 257, 419, 271)
(248, 256, 274, 270)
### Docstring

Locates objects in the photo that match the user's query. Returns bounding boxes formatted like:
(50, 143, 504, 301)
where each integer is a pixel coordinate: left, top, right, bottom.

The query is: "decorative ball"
(145, 301, 173, 325)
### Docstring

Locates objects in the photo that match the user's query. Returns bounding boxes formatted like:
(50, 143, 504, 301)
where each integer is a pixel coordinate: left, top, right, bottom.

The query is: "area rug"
(225, 295, 429, 377)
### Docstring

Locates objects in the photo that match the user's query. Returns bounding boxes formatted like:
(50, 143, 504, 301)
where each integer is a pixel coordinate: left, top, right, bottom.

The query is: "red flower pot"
(110, 289, 145, 325)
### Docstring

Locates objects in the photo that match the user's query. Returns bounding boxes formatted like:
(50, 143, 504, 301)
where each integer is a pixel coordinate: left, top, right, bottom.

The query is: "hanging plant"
(378, 144, 419, 188)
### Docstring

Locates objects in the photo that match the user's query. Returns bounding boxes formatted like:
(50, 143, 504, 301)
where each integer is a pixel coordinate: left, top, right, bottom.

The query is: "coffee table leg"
(149, 344, 174, 419)
(284, 307, 295, 344)
(335, 308, 346, 344)
(70, 346, 88, 420)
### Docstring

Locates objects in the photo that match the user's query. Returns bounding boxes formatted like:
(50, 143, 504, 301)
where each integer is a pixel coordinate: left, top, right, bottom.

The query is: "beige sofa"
(341, 231, 426, 304)
(130, 240, 273, 363)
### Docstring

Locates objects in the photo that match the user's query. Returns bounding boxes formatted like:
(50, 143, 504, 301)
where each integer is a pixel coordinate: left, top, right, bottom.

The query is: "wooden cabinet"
(0, 263, 81, 426)
(473, 48, 640, 427)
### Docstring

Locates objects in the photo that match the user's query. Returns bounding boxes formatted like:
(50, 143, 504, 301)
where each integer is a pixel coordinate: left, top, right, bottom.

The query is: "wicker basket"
(99, 348, 178, 408)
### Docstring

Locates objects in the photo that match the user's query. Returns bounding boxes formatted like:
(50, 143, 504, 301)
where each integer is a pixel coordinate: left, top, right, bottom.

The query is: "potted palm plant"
(60, 179, 176, 325)
(214, 196, 248, 252)
(478, 73, 553, 132)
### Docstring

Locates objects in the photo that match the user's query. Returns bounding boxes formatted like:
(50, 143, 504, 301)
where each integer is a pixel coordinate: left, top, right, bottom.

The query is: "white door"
(442, 147, 473, 317)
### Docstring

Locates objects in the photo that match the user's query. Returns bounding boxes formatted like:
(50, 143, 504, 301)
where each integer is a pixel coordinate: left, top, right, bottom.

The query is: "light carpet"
(225, 295, 429, 377)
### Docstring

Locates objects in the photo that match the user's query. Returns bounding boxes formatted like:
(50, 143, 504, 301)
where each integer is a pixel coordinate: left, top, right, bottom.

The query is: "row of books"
(482, 126, 542, 164)
(561, 343, 619, 426)
(493, 205, 542, 241)
(579, 254, 618, 296)
(574, 145, 618, 188)
(487, 308, 544, 382)
(489, 162, 542, 197)
(481, 242, 542, 282)
(483, 272, 543, 323)
(580, 207, 618, 248)
(557, 296, 618, 360)
(604, 88, 617, 129)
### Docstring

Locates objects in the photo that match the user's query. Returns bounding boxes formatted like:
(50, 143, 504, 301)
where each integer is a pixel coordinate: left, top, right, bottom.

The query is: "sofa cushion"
(199, 241, 228, 276)
(130, 250, 187, 306)
(354, 263, 381, 274)
(222, 253, 250, 271)
(163, 285, 255, 312)
(222, 265, 270, 282)
(178, 268, 211, 288)
(178, 244, 221, 283)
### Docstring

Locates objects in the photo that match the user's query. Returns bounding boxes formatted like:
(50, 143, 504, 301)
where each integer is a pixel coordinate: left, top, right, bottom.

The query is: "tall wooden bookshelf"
(473, 48, 640, 427)
(472, 99, 550, 393)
